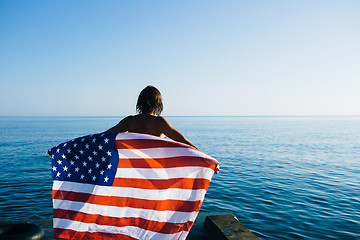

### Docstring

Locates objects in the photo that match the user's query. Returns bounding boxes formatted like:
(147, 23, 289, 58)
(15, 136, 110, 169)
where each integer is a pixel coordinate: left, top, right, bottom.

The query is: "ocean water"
(0, 116, 359, 239)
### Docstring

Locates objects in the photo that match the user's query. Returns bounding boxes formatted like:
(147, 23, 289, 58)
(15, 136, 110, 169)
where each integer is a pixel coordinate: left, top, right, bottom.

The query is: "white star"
(67, 149, 71, 153)
(107, 163, 112, 169)
(63, 166, 68, 171)
(75, 155, 79, 160)
(51, 155, 54, 159)
(63, 143, 67, 147)
(88, 168, 93, 174)
(106, 151, 111, 156)
(62, 154, 66, 159)
(80, 174, 84, 179)
(93, 151, 97, 156)
(88, 156, 92, 161)
(70, 160, 74, 165)
(82, 161, 87, 167)
(73, 143, 77, 148)
(52, 166, 57, 171)
(81, 138, 85, 142)
(75, 167, 80, 172)
(101, 157, 106, 162)
(100, 170, 104, 175)
(92, 138, 96, 143)
(56, 172, 61, 177)
(67, 173, 72, 178)
(101, 133, 105, 137)
(104, 138, 109, 144)
(57, 160, 62, 165)
(79, 150, 84, 154)
(85, 144, 89, 149)
(104, 176, 109, 182)
(98, 145, 103, 150)
(95, 163, 100, 168)
(56, 148, 60, 153)
(92, 176, 96, 181)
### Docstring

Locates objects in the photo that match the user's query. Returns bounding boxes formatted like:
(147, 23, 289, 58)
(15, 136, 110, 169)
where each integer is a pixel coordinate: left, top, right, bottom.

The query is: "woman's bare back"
(106, 114, 197, 149)
(122, 114, 164, 137)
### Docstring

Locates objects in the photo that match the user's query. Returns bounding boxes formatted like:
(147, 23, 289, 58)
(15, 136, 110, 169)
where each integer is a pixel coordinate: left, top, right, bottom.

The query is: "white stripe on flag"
(53, 218, 189, 240)
(115, 132, 174, 141)
(118, 147, 214, 160)
(53, 199, 198, 223)
(115, 166, 214, 180)
(53, 181, 207, 201)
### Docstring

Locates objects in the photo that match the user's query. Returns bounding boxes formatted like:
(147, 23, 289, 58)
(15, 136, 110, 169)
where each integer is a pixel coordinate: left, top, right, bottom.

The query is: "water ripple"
(1, 116, 360, 239)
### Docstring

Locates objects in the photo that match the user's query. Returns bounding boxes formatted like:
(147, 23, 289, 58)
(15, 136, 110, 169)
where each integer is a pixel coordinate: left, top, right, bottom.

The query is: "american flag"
(48, 132, 219, 240)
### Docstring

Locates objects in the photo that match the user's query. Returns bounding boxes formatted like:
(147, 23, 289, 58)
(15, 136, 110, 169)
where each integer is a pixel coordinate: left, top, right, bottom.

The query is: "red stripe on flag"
(116, 139, 196, 150)
(116, 156, 217, 169)
(53, 190, 203, 212)
(112, 177, 211, 190)
(53, 209, 194, 234)
(54, 228, 139, 240)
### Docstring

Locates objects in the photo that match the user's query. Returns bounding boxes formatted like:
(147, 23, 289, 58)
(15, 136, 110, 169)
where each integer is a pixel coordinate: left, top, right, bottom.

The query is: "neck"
(141, 112, 155, 116)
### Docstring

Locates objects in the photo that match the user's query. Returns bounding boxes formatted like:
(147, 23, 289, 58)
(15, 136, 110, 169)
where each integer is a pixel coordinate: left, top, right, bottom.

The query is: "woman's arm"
(159, 117, 198, 149)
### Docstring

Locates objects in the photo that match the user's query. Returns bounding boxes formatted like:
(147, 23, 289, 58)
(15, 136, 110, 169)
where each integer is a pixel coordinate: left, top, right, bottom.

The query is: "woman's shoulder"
(152, 116, 173, 130)
(152, 115, 167, 122)
(122, 115, 139, 121)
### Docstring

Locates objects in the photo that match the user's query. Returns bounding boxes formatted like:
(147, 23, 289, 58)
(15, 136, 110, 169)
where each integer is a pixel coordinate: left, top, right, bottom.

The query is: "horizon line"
(1, 115, 360, 118)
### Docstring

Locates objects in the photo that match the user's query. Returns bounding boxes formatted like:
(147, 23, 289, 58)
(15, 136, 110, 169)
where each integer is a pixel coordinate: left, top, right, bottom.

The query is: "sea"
(0, 116, 359, 239)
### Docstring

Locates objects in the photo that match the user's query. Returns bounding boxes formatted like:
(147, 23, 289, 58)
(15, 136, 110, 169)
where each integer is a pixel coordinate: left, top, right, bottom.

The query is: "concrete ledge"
(204, 214, 259, 240)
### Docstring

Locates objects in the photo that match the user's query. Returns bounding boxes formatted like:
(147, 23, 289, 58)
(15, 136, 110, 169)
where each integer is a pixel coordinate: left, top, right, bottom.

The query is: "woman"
(106, 85, 198, 149)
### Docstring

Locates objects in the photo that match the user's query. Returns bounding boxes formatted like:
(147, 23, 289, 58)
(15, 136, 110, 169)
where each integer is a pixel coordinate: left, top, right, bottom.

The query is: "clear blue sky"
(1, 0, 359, 116)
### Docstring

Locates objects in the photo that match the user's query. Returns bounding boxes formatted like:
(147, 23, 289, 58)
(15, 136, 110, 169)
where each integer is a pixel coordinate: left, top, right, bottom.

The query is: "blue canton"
(48, 132, 118, 186)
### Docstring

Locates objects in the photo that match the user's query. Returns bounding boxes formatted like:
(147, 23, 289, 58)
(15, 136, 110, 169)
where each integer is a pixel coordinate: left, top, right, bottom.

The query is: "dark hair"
(136, 85, 163, 116)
